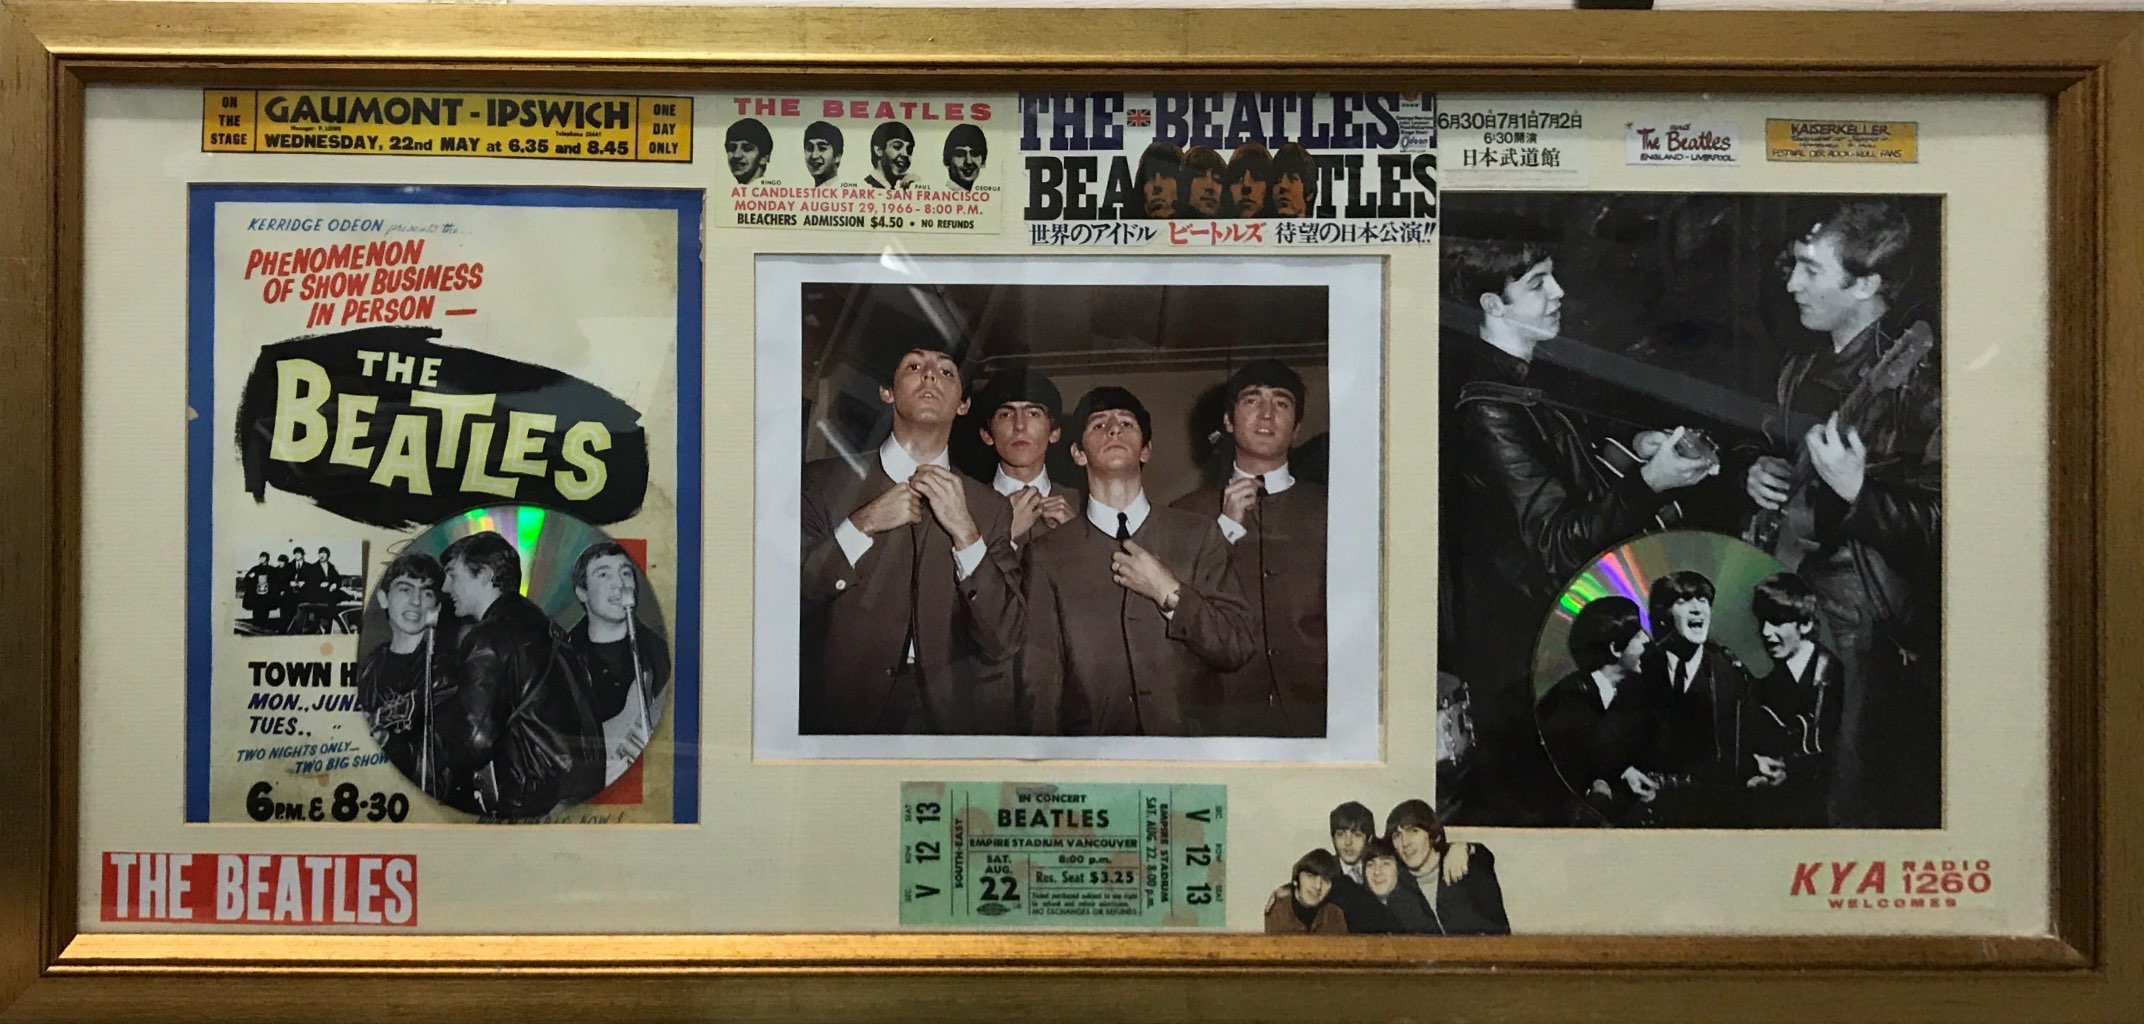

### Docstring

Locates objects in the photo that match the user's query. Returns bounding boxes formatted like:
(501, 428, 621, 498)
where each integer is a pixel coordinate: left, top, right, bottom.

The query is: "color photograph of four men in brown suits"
(796, 322, 1333, 742)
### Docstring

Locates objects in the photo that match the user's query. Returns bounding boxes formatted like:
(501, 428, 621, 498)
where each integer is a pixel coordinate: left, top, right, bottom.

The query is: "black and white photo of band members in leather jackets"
(1436, 192, 1942, 831)
(355, 532, 671, 819)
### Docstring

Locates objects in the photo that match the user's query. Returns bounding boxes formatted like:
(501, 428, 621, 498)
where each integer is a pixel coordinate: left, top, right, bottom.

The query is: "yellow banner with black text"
(203, 90, 692, 163)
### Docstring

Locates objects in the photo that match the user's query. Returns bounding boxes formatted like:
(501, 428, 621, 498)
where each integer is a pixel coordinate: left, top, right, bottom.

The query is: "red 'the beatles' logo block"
(100, 851, 417, 926)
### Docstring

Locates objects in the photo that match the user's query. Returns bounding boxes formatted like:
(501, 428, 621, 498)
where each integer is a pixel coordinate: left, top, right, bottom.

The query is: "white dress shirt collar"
(1086, 489, 1152, 538)
(879, 433, 949, 484)
(1231, 461, 1295, 495)
(1785, 640, 1818, 682)
(1665, 646, 1705, 693)
(992, 464, 1052, 497)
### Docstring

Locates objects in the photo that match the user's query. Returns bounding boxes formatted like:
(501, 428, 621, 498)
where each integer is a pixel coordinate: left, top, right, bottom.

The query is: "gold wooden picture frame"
(3, 3, 2139, 1019)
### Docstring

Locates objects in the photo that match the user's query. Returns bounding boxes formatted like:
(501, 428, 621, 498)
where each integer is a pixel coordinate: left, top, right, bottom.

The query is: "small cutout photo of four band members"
(1262, 799, 1511, 935)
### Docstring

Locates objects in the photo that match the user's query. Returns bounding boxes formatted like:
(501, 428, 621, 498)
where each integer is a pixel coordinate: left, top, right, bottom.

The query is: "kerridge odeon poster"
(185, 184, 703, 824)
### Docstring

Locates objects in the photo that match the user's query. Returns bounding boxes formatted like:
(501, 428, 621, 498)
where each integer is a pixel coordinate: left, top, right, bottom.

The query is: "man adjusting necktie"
(1171, 360, 1330, 737)
(1020, 386, 1254, 737)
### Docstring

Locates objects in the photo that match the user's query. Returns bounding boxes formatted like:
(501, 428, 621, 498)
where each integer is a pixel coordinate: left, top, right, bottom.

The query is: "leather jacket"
(566, 617, 672, 723)
(1761, 318, 1942, 829)
(1764, 318, 1942, 640)
(443, 593, 606, 817)
(1455, 381, 1667, 594)
(1440, 333, 1675, 697)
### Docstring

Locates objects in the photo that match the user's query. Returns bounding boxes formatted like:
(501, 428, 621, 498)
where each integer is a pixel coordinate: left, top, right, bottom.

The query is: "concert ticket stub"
(898, 782, 1226, 928)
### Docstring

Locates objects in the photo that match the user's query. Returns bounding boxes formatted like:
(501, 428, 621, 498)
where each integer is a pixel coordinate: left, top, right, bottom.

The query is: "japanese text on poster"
(1019, 92, 1438, 247)
(1437, 100, 1588, 188)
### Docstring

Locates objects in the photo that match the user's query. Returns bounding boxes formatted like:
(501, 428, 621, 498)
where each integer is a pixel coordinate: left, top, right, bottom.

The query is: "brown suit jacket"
(1021, 502, 1254, 736)
(967, 478, 1084, 731)
(1170, 481, 1329, 736)
(800, 456, 1022, 733)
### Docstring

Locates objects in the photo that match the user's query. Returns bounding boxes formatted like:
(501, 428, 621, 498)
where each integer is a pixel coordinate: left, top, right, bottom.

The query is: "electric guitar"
(1744, 320, 1935, 570)
(1453, 379, 1722, 533)
(1600, 770, 1705, 827)
(1751, 656, 1836, 784)
(1756, 705, 1823, 759)
(1595, 430, 1720, 531)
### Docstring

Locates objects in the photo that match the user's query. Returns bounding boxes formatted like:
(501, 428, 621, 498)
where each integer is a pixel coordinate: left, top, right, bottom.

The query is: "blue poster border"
(184, 183, 704, 824)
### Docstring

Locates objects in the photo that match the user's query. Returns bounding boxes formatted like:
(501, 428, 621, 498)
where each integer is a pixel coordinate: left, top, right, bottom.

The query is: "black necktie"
(1114, 508, 1143, 735)
(1250, 475, 1277, 708)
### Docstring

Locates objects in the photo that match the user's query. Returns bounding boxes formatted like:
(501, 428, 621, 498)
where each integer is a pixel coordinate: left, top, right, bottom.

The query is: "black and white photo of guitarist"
(1438, 239, 1718, 823)
(1741, 201, 1941, 829)
(564, 541, 672, 786)
(1744, 571, 1843, 828)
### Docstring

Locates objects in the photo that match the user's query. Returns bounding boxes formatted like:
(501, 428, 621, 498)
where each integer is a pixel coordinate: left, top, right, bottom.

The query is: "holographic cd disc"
(1528, 529, 1794, 827)
(356, 505, 672, 819)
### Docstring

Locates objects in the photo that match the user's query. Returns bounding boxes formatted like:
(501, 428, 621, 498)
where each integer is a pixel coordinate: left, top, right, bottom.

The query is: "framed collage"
(2, 3, 2141, 1021)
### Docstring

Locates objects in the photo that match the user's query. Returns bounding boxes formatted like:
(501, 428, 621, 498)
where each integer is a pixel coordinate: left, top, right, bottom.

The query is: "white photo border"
(753, 253, 1385, 762)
